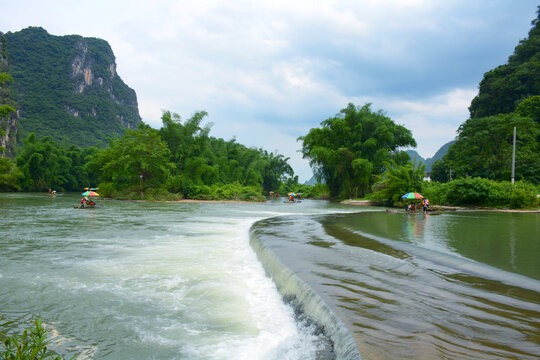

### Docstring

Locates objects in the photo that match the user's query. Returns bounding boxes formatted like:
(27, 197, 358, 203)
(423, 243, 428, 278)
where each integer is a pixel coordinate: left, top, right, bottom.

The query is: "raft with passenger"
(75, 187, 101, 209)
(386, 208, 442, 215)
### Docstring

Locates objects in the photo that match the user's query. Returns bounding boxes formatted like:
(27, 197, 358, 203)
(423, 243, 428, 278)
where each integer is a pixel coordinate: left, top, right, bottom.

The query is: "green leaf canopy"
(299, 103, 416, 199)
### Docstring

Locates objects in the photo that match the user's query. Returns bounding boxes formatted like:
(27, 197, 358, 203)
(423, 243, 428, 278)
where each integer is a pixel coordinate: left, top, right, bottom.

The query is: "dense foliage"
(93, 124, 174, 193)
(443, 113, 540, 183)
(3, 110, 306, 201)
(370, 160, 426, 204)
(15, 134, 99, 192)
(3, 27, 141, 148)
(299, 103, 416, 199)
(157, 111, 295, 196)
(0, 155, 22, 191)
(422, 178, 539, 209)
(432, 8, 540, 189)
(469, 7, 540, 119)
(1, 319, 73, 360)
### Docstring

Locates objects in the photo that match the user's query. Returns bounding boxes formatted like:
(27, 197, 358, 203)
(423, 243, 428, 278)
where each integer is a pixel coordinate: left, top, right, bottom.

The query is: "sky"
(2, 0, 538, 182)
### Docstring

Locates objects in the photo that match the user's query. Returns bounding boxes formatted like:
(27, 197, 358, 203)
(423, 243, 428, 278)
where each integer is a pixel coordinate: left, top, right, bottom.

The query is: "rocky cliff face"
(69, 37, 140, 129)
(3, 27, 142, 148)
(0, 33, 18, 157)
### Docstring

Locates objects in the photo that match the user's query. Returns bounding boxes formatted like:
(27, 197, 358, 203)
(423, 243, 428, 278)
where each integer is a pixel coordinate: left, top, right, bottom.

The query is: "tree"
(97, 124, 174, 189)
(159, 110, 295, 193)
(0, 155, 22, 191)
(515, 95, 540, 125)
(15, 134, 85, 191)
(299, 103, 416, 199)
(159, 110, 212, 167)
(430, 159, 451, 183)
(260, 150, 294, 192)
(372, 160, 426, 204)
(444, 113, 540, 183)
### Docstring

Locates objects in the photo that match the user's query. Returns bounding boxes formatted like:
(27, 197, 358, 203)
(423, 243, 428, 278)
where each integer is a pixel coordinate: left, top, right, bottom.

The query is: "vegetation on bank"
(0, 99, 538, 207)
(299, 103, 416, 199)
(0, 109, 330, 201)
(370, 176, 540, 210)
(0, 318, 73, 360)
(2, 9, 540, 207)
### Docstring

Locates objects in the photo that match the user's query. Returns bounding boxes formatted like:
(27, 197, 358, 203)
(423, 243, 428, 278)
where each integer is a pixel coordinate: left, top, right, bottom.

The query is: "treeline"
(430, 110, 540, 183)
(299, 103, 539, 209)
(0, 110, 326, 200)
(426, 7, 540, 197)
(294, 6, 540, 209)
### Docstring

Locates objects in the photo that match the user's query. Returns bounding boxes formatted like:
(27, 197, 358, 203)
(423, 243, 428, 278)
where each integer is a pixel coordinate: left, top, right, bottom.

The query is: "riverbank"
(162, 199, 261, 204)
(341, 199, 540, 213)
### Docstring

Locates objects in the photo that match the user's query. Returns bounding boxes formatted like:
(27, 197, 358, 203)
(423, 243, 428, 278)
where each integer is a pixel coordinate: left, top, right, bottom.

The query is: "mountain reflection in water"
(251, 210, 540, 360)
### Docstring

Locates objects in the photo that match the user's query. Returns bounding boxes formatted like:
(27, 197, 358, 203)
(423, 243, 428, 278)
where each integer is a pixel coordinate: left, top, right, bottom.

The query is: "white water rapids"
(0, 194, 358, 359)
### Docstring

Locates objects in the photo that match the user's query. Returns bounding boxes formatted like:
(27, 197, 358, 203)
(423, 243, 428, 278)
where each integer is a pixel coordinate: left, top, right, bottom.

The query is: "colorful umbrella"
(401, 192, 423, 200)
(82, 190, 100, 197)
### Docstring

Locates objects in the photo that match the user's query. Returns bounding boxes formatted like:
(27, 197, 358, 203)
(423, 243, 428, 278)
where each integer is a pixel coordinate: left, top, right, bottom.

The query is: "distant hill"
(304, 174, 318, 185)
(406, 149, 425, 166)
(1, 27, 142, 151)
(406, 140, 455, 172)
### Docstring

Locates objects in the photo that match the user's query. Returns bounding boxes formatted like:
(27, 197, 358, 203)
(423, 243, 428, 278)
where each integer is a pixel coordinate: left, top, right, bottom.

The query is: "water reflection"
(252, 211, 540, 360)
(335, 211, 540, 280)
(404, 214, 425, 242)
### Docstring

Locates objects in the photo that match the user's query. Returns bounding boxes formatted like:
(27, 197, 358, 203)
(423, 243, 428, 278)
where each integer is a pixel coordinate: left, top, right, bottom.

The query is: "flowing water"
(0, 193, 356, 359)
(251, 210, 540, 360)
(1, 193, 539, 359)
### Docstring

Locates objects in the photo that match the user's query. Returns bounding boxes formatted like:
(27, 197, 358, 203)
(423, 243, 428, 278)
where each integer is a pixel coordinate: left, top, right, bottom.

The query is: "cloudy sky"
(2, 0, 538, 181)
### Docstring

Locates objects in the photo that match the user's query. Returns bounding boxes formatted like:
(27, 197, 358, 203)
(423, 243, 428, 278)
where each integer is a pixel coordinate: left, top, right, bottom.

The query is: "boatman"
(422, 198, 430, 213)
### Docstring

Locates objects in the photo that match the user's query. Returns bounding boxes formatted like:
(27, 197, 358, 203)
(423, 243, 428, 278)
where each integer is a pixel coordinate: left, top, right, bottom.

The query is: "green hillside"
(2, 27, 141, 148)
(469, 8, 540, 119)
(441, 7, 540, 183)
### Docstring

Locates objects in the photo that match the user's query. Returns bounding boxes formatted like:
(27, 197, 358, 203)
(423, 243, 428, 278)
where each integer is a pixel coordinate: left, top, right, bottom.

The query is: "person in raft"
(80, 196, 88, 208)
(422, 198, 430, 213)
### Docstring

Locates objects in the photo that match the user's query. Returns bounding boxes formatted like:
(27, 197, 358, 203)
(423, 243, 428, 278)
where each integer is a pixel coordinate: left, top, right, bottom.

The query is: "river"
(1, 193, 539, 359)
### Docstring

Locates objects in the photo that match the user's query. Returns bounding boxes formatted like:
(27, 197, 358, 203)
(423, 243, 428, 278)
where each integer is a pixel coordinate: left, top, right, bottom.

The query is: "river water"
(1, 193, 539, 359)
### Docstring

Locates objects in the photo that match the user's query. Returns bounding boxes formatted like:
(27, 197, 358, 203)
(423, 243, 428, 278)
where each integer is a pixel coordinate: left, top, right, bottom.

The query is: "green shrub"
(95, 181, 116, 198)
(144, 188, 183, 201)
(165, 175, 182, 194)
(421, 181, 447, 205)
(0, 318, 73, 360)
(444, 177, 492, 205)
(420, 178, 538, 209)
(509, 182, 540, 208)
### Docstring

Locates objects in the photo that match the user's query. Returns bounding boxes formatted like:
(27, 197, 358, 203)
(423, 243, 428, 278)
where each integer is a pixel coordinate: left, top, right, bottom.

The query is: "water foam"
(250, 225, 362, 360)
